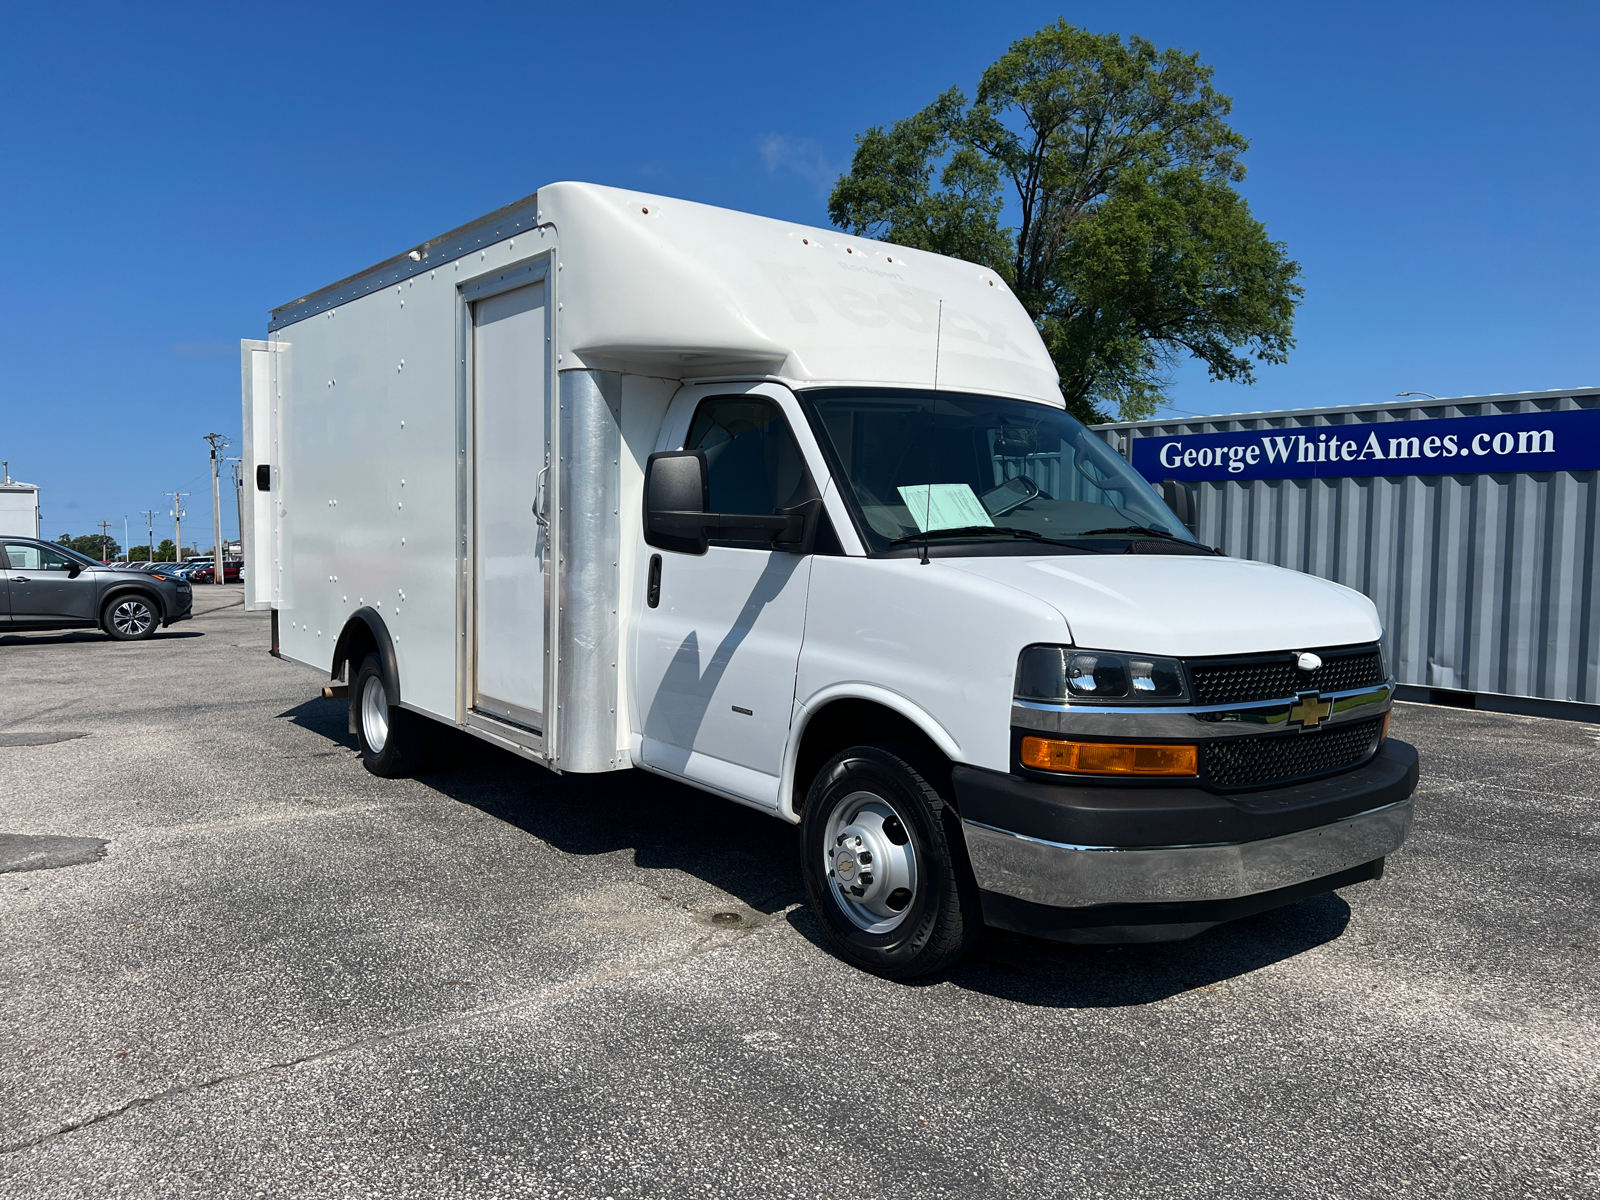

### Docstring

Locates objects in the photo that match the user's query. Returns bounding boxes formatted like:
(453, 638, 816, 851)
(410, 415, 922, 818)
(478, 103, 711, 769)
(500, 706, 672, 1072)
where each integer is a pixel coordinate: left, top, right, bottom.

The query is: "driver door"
(632, 389, 818, 808)
(3, 543, 98, 623)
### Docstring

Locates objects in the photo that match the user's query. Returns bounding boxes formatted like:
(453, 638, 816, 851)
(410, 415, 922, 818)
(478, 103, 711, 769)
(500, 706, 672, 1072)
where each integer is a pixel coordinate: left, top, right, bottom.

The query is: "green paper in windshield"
(896, 483, 995, 533)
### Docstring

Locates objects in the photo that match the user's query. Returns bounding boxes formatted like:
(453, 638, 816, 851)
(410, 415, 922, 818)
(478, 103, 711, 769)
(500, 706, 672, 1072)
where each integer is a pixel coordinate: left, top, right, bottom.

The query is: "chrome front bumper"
(964, 795, 1412, 909)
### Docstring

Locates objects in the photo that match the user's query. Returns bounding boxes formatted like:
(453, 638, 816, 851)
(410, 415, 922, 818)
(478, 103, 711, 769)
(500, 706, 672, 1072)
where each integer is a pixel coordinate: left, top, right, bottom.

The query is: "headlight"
(1015, 645, 1188, 704)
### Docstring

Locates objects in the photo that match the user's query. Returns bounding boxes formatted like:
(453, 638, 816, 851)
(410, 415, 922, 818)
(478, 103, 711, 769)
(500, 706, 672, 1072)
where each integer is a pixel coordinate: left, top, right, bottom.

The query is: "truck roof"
(270, 183, 1061, 406)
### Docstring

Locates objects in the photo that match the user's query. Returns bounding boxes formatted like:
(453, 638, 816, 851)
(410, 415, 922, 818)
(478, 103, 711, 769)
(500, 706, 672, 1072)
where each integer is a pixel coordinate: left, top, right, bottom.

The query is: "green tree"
(152, 539, 177, 562)
(55, 533, 120, 560)
(828, 20, 1302, 423)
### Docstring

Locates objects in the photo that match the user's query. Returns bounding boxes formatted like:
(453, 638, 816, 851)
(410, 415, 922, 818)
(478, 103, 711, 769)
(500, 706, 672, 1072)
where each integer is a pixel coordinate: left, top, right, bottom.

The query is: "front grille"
(1204, 718, 1383, 789)
(1189, 646, 1384, 706)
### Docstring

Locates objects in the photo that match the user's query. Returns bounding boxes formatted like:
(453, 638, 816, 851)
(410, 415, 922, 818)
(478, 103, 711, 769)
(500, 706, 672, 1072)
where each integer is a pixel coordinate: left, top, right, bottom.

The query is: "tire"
(351, 653, 432, 777)
(800, 743, 982, 979)
(102, 594, 159, 641)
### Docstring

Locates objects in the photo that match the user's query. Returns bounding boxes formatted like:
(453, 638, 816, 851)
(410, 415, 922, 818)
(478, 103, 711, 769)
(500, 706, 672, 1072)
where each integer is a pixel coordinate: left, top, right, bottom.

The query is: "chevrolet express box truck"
(242, 183, 1417, 978)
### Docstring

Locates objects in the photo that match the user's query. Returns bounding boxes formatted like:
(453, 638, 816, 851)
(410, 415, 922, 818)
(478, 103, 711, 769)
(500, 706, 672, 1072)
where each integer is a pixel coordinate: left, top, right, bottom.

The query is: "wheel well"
(791, 699, 953, 816)
(99, 584, 164, 622)
(331, 608, 395, 700)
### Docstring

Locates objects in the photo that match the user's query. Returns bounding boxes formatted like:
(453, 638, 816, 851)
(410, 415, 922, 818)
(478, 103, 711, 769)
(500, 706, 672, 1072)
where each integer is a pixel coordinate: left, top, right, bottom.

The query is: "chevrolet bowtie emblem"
(1288, 692, 1333, 728)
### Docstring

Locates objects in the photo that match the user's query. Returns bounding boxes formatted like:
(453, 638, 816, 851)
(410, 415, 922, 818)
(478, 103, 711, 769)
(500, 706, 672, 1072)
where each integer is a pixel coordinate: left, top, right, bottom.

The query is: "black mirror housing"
(644, 449, 817, 555)
(645, 450, 711, 554)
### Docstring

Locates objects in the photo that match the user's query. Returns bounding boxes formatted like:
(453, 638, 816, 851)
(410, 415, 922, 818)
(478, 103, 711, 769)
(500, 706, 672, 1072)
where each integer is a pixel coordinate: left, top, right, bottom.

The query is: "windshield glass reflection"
(801, 388, 1197, 553)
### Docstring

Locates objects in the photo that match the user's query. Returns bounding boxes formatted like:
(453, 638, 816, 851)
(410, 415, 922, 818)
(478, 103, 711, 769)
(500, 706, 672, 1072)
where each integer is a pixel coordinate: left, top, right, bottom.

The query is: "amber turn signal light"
(1380, 710, 1392, 742)
(1020, 736, 1198, 776)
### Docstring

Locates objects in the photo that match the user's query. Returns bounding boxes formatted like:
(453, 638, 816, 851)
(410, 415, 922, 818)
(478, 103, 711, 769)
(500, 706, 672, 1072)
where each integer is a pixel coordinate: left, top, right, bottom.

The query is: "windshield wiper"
(888, 525, 1096, 550)
(1075, 524, 1184, 542)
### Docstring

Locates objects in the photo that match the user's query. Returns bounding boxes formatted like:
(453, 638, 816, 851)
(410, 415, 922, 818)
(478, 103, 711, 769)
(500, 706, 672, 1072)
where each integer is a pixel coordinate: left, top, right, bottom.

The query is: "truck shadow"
(281, 695, 1354, 1009)
(939, 892, 1352, 1008)
(280, 697, 805, 915)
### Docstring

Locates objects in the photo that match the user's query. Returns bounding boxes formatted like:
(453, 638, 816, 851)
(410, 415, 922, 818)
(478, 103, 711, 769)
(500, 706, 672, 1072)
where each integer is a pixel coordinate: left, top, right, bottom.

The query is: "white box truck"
(242, 183, 1416, 977)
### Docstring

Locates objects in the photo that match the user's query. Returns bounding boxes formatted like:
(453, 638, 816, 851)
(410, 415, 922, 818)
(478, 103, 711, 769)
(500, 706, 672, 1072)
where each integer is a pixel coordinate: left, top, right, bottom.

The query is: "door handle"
(533, 465, 549, 529)
(11, 575, 28, 582)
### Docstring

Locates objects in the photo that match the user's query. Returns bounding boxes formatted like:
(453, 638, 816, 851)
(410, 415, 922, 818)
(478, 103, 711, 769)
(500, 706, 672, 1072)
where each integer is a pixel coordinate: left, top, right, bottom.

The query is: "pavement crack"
(0, 925, 745, 1156)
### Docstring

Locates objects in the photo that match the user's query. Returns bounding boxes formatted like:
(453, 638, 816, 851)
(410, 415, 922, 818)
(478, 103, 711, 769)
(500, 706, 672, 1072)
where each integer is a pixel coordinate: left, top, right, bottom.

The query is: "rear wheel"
(103, 595, 158, 641)
(800, 743, 982, 979)
(351, 653, 432, 777)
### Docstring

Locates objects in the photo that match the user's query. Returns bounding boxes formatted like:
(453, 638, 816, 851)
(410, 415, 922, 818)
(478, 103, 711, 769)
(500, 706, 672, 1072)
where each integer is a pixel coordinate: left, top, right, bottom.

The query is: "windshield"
(800, 388, 1198, 553)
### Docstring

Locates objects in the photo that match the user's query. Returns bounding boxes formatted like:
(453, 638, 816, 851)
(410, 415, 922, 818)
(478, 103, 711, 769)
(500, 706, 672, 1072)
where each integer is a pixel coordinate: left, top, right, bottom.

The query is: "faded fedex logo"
(1128, 408, 1599, 482)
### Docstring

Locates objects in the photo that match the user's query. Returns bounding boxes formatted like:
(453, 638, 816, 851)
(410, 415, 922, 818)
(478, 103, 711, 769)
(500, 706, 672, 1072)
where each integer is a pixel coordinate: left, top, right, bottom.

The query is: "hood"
(946, 554, 1381, 658)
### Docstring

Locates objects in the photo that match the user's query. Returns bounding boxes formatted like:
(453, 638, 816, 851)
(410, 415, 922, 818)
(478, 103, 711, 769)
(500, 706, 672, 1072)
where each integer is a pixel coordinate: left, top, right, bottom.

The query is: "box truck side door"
(469, 277, 550, 730)
(635, 393, 815, 807)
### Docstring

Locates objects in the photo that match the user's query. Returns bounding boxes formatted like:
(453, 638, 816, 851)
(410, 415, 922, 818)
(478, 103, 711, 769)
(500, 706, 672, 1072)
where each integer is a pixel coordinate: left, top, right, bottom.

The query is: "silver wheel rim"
(111, 599, 153, 637)
(360, 675, 389, 754)
(824, 789, 919, 935)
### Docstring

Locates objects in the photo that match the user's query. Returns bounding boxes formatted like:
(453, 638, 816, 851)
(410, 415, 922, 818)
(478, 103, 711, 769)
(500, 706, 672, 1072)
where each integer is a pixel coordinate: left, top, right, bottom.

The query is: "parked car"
(1, 537, 192, 640)
(188, 560, 242, 584)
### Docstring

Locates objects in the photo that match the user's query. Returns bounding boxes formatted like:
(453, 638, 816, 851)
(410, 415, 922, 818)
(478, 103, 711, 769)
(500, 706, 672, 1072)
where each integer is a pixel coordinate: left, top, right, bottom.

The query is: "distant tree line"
(54, 535, 180, 561)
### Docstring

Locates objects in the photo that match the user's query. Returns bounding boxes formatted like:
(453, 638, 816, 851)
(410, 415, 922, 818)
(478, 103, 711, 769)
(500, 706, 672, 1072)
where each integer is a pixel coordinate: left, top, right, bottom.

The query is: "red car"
(188, 560, 243, 584)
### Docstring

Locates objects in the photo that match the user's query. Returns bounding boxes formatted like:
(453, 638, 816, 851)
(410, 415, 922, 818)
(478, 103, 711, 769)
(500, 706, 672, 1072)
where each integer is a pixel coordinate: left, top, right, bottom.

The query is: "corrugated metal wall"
(1095, 390, 1600, 706)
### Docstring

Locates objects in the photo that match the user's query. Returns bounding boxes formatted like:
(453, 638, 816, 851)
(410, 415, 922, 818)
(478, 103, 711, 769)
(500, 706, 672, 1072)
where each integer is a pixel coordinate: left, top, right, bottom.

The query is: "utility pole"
(203, 433, 229, 585)
(229, 460, 244, 563)
(97, 519, 114, 562)
(140, 510, 157, 559)
(165, 491, 189, 562)
(123, 515, 129, 562)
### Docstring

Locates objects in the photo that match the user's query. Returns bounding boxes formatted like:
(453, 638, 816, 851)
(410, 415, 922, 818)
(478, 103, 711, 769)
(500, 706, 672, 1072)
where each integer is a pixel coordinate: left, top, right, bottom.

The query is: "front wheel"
(103, 595, 158, 641)
(800, 744, 982, 979)
(351, 653, 432, 777)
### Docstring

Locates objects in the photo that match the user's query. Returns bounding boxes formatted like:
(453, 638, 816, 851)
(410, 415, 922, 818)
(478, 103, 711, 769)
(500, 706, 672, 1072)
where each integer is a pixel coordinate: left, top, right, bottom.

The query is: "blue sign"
(1130, 408, 1600, 482)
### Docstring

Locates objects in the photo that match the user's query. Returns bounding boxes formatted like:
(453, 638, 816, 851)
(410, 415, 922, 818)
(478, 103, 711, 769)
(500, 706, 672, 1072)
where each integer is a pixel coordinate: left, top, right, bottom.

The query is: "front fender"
(777, 683, 965, 824)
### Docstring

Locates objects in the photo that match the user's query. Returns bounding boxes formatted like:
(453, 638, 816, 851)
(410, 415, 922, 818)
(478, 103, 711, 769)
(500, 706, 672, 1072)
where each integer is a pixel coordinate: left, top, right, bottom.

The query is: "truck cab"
(246, 183, 1416, 978)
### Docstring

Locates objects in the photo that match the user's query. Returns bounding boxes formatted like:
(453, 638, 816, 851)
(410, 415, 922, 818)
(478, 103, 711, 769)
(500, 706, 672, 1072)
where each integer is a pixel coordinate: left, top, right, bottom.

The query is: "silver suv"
(1, 538, 193, 641)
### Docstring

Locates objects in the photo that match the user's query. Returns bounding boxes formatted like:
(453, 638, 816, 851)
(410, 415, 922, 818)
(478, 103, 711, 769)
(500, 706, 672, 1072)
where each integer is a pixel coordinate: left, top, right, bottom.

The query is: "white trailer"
(244, 183, 1416, 977)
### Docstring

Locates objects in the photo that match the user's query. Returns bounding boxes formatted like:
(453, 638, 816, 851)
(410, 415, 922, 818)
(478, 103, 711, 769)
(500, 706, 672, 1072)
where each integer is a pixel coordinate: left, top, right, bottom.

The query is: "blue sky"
(2, 1, 1595, 545)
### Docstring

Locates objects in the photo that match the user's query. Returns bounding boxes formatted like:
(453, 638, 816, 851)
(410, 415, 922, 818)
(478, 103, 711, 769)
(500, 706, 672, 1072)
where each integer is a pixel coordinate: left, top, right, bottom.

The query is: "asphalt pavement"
(1, 586, 1596, 1199)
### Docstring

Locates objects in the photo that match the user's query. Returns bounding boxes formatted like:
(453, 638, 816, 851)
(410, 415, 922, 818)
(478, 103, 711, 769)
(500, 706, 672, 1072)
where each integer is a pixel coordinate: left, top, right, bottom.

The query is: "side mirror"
(65, 562, 82, 579)
(645, 450, 711, 554)
(644, 450, 813, 554)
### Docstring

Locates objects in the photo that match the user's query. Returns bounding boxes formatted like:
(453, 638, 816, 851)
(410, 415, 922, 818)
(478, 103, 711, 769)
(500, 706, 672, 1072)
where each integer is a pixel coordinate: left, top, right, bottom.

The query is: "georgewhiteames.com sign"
(1130, 408, 1600, 482)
